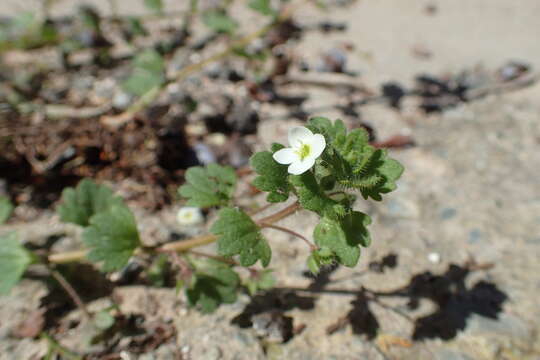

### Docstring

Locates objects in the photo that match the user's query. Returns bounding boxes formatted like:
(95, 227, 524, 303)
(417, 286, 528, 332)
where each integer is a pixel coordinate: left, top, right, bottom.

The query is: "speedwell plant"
(1, 118, 403, 313)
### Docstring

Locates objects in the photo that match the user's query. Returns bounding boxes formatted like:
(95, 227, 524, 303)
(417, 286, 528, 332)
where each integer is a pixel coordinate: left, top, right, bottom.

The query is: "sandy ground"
(1, 1, 540, 359)
(2, 0, 540, 83)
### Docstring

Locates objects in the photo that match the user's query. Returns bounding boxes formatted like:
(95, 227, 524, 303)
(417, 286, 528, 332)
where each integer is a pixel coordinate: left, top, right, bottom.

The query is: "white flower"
(177, 207, 204, 226)
(272, 126, 326, 175)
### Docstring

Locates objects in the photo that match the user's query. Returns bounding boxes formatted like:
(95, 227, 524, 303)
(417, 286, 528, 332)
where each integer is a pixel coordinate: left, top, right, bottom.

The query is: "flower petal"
(273, 148, 298, 164)
(306, 133, 326, 159)
(288, 126, 313, 148)
(288, 157, 315, 175)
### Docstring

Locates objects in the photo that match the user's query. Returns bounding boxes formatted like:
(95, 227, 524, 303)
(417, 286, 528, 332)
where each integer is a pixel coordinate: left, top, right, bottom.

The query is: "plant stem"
(255, 201, 300, 225)
(169, 252, 192, 281)
(48, 250, 88, 264)
(188, 250, 237, 265)
(247, 202, 274, 216)
(49, 269, 91, 321)
(41, 333, 82, 360)
(103, 9, 291, 127)
(47, 201, 301, 263)
(259, 223, 317, 251)
(159, 233, 218, 253)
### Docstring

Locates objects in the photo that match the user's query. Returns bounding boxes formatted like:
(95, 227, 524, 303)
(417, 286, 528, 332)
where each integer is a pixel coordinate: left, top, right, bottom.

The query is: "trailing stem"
(47, 201, 301, 264)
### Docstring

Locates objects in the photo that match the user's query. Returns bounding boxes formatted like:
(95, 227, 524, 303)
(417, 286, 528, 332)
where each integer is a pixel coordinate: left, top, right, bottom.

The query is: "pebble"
(428, 252, 441, 263)
(384, 198, 420, 219)
(439, 207, 457, 220)
(112, 91, 133, 110)
(468, 229, 483, 244)
(193, 142, 217, 165)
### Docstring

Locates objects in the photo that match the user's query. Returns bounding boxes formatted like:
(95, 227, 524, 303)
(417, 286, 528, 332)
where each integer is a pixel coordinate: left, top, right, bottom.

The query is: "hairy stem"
(49, 269, 91, 320)
(259, 223, 317, 251)
(47, 202, 301, 263)
(48, 250, 88, 264)
(255, 201, 300, 225)
(188, 250, 237, 265)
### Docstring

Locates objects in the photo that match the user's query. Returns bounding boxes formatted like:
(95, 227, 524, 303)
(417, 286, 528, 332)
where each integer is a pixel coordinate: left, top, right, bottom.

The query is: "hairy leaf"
(186, 258, 240, 313)
(179, 164, 237, 208)
(0, 196, 13, 224)
(143, 0, 163, 13)
(122, 49, 165, 97)
(249, 0, 276, 16)
(0, 232, 33, 294)
(211, 208, 271, 267)
(308, 117, 404, 201)
(290, 172, 343, 219)
(250, 144, 290, 203)
(57, 178, 124, 227)
(306, 246, 335, 275)
(313, 211, 371, 267)
(82, 205, 140, 272)
(202, 11, 238, 34)
(243, 269, 276, 296)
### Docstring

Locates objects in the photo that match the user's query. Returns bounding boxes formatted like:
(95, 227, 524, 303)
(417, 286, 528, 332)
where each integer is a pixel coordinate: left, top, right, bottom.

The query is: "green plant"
(0, 118, 403, 313)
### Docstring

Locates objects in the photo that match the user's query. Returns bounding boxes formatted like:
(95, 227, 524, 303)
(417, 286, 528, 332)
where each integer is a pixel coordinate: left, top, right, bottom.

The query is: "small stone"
(112, 91, 133, 110)
(193, 142, 217, 165)
(440, 207, 457, 220)
(384, 198, 420, 219)
(428, 252, 441, 263)
(468, 229, 483, 244)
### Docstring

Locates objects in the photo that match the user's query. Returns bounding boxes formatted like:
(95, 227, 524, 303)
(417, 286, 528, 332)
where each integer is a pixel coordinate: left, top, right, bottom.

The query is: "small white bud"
(177, 207, 204, 226)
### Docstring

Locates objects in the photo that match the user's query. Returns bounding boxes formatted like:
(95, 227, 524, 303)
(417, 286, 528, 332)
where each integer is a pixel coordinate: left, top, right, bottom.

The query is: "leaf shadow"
(272, 259, 508, 342)
(231, 289, 316, 329)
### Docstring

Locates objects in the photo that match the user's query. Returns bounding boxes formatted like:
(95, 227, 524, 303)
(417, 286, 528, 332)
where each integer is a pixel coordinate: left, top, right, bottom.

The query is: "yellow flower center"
(296, 143, 311, 161)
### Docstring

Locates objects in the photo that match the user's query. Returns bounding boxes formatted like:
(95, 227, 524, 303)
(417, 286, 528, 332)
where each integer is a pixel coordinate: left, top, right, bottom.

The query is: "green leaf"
(308, 117, 404, 201)
(306, 254, 320, 275)
(306, 246, 335, 274)
(307, 117, 347, 142)
(211, 208, 271, 267)
(122, 49, 165, 97)
(0, 196, 13, 224)
(57, 178, 124, 227)
(249, 0, 277, 16)
(143, 0, 163, 13)
(250, 145, 290, 203)
(147, 254, 170, 287)
(79, 6, 100, 31)
(290, 172, 342, 219)
(185, 258, 240, 313)
(243, 269, 276, 296)
(337, 148, 404, 201)
(93, 310, 115, 330)
(179, 164, 237, 208)
(202, 11, 238, 34)
(82, 205, 140, 272)
(124, 17, 148, 38)
(313, 211, 371, 267)
(0, 233, 33, 294)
